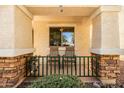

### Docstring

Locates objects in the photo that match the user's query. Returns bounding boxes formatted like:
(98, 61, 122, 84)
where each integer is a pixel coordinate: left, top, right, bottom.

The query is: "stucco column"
(0, 6, 34, 87)
(91, 6, 121, 84)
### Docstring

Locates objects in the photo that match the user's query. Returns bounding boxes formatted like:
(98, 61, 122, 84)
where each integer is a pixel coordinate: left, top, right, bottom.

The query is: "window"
(49, 27, 74, 46)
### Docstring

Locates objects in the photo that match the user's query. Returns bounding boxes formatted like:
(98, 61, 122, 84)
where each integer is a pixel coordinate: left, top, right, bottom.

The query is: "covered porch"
(0, 5, 124, 87)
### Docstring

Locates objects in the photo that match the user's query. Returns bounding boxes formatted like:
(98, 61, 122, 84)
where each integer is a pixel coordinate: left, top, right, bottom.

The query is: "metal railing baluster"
(91, 57, 94, 76)
(38, 56, 40, 77)
(62, 56, 64, 74)
(88, 57, 90, 76)
(84, 57, 85, 76)
(25, 56, 99, 78)
(54, 57, 56, 74)
(75, 56, 77, 76)
(46, 56, 48, 76)
(50, 56, 52, 75)
(96, 56, 99, 77)
(42, 56, 44, 77)
(71, 57, 73, 75)
(67, 57, 68, 75)
(79, 57, 81, 76)
(58, 56, 60, 75)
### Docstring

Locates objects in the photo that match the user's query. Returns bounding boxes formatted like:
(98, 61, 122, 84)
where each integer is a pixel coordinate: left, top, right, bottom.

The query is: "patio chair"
(62, 46, 77, 71)
(47, 46, 60, 68)
(48, 46, 59, 56)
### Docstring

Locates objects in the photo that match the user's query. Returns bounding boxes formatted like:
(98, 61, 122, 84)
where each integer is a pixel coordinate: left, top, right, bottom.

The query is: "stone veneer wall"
(0, 53, 32, 87)
(116, 61, 124, 85)
(92, 53, 120, 84)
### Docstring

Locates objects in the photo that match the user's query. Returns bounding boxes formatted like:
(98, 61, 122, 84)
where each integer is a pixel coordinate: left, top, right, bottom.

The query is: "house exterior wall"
(91, 6, 121, 84)
(0, 53, 32, 87)
(92, 53, 120, 84)
(119, 6, 124, 60)
(33, 16, 91, 56)
(101, 12, 119, 49)
(92, 14, 102, 49)
(77, 17, 91, 56)
(1, 5, 124, 87)
(92, 11, 120, 50)
(0, 6, 34, 87)
(15, 6, 33, 48)
(0, 6, 33, 49)
(91, 6, 121, 55)
(0, 6, 15, 49)
(0, 6, 34, 57)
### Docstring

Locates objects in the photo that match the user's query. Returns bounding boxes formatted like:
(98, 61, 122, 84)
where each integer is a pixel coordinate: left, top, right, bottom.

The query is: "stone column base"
(92, 53, 120, 84)
(116, 60, 124, 85)
(0, 53, 32, 87)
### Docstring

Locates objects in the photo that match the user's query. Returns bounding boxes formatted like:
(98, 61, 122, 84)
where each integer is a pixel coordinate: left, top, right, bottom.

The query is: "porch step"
(79, 77, 100, 83)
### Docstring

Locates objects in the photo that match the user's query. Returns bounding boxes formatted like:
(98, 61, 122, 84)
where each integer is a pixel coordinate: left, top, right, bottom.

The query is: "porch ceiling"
(25, 5, 99, 16)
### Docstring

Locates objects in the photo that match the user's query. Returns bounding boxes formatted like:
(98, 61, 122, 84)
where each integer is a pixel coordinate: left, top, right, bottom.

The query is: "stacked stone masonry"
(116, 60, 124, 85)
(92, 53, 120, 84)
(0, 53, 32, 87)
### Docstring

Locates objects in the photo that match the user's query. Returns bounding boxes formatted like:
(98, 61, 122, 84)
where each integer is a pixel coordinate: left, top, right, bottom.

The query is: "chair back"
(65, 46, 75, 56)
(49, 46, 59, 56)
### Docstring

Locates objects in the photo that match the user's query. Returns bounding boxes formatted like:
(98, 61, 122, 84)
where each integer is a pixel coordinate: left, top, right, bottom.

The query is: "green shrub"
(28, 75, 82, 88)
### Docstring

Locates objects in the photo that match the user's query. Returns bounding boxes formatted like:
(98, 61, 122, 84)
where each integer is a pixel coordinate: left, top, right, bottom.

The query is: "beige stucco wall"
(92, 11, 119, 49)
(119, 7, 124, 49)
(76, 18, 91, 55)
(1, 5, 123, 57)
(0, 6, 15, 48)
(101, 12, 119, 48)
(0, 6, 33, 49)
(33, 16, 91, 56)
(33, 21, 49, 55)
(119, 6, 124, 60)
(0, 5, 34, 57)
(92, 14, 102, 49)
(14, 6, 33, 48)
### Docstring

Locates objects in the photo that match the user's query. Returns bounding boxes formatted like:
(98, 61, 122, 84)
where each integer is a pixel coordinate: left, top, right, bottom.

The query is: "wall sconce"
(59, 5, 63, 13)
(60, 27, 64, 32)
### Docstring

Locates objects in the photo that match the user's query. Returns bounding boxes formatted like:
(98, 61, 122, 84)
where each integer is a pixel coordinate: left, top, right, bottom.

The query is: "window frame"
(49, 27, 75, 47)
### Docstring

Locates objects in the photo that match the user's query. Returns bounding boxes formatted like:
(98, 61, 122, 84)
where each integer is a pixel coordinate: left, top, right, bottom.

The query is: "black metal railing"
(25, 56, 99, 77)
